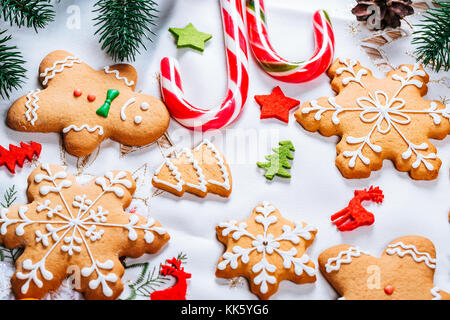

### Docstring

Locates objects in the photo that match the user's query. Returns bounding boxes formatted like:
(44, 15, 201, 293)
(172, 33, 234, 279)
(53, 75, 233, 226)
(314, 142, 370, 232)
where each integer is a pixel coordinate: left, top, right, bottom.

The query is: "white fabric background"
(0, 0, 449, 300)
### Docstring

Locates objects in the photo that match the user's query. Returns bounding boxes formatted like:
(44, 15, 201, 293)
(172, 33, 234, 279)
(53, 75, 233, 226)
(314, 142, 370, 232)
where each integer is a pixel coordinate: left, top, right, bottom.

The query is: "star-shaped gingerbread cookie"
(0, 164, 169, 300)
(295, 58, 450, 180)
(216, 202, 317, 299)
(7, 50, 170, 157)
(318, 235, 450, 300)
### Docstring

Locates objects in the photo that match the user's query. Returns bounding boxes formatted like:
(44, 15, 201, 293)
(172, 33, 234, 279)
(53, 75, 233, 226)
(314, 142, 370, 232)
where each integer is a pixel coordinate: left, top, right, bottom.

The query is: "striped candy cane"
(160, 0, 249, 131)
(246, 0, 335, 83)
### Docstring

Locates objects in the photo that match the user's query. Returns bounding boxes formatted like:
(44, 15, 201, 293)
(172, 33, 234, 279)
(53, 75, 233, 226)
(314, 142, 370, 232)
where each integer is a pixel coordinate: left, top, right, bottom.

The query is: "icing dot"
(73, 89, 82, 97)
(384, 285, 394, 295)
(141, 102, 149, 110)
(134, 116, 142, 124)
(87, 94, 96, 102)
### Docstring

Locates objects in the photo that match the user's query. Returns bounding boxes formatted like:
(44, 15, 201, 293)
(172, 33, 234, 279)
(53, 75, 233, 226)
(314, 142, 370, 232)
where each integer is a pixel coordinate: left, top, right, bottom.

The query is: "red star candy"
(254, 86, 300, 123)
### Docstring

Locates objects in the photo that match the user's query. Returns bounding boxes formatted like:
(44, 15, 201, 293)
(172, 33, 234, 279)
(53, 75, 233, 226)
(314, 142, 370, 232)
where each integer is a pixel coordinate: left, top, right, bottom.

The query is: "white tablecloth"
(0, 0, 449, 300)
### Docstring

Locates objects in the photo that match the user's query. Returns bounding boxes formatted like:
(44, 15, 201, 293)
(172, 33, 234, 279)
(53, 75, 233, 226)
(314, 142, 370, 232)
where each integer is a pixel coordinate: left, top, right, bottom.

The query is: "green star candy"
(169, 23, 212, 52)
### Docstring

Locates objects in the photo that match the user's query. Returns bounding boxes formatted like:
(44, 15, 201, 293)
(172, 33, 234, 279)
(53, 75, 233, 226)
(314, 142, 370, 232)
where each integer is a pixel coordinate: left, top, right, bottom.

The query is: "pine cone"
(352, 0, 414, 30)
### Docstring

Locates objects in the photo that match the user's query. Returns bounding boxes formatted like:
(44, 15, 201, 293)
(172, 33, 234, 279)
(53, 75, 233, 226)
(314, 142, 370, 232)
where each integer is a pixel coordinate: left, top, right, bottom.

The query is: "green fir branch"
(412, 0, 450, 72)
(122, 262, 169, 300)
(0, 0, 55, 32)
(93, 0, 159, 62)
(177, 252, 187, 263)
(0, 32, 26, 99)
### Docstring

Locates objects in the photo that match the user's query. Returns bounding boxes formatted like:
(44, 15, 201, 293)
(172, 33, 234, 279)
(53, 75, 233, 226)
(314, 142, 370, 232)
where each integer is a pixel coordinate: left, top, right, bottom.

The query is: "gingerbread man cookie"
(216, 202, 317, 299)
(0, 164, 169, 300)
(318, 236, 450, 300)
(295, 58, 450, 180)
(152, 139, 232, 198)
(7, 50, 170, 157)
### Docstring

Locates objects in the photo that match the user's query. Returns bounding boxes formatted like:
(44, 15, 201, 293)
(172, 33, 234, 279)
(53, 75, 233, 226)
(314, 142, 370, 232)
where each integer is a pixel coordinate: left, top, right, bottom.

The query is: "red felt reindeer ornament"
(331, 186, 384, 231)
(150, 258, 191, 300)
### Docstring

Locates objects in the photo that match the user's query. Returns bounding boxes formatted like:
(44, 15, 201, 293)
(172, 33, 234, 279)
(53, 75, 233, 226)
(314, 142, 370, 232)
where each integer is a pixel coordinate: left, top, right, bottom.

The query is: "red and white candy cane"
(160, 0, 249, 131)
(246, 0, 335, 83)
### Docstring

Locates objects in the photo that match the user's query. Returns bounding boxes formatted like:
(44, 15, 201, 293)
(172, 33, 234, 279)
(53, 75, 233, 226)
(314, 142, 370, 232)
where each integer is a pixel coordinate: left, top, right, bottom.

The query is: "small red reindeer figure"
(150, 258, 191, 300)
(331, 186, 384, 231)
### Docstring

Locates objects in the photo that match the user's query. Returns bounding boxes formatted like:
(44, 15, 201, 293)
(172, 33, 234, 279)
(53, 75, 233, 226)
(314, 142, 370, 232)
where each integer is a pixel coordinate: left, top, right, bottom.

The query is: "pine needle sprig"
(412, 1, 450, 72)
(0, 185, 17, 209)
(0, 0, 55, 32)
(93, 0, 159, 62)
(0, 33, 26, 99)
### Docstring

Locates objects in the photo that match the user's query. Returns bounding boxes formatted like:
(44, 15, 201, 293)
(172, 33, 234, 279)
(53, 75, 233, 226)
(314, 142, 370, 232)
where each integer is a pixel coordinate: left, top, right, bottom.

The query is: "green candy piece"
(169, 23, 212, 52)
(257, 140, 295, 180)
(96, 89, 120, 118)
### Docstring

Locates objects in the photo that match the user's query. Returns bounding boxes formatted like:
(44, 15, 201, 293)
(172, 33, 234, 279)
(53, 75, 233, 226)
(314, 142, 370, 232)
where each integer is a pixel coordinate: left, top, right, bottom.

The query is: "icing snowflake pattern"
(216, 202, 316, 299)
(0, 164, 169, 299)
(297, 58, 450, 179)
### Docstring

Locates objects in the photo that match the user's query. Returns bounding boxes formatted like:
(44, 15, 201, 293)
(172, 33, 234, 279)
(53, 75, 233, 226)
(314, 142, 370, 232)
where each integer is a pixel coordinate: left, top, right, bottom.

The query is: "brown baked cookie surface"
(0, 164, 169, 300)
(295, 58, 450, 180)
(216, 202, 317, 299)
(7, 50, 170, 157)
(152, 139, 232, 198)
(318, 235, 450, 300)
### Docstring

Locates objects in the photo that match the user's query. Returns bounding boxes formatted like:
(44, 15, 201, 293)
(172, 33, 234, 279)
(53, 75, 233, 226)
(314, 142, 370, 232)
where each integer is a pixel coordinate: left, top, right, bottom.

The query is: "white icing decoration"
(325, 247, 370, 273)
(104, 66, 134, 87)
(153, 139, 231, 194)
(430, 287, 442, 300)
(194, 139, 231, 190)
(40, 56, 81, 85)
(63, 124, 104, 135)
(120, 98, 136, 121)
(218, 201, 316, 294)
(385, 241, 436, 269)
(134, 116, 142, 124)
(0, 165, 166, 296)
(25, 89, 41, 126)
(140, 102, 149, 110)
(153, 147, 207, 193)
(336, 58, 368, 88)
(302, 60, 444, 171)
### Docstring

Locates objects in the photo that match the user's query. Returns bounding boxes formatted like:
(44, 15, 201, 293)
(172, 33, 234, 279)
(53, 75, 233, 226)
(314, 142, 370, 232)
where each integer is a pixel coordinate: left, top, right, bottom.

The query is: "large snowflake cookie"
(152, 139, 232, 198)
(318, 235, 450, 300)
(0, 164, 170, 300)
(295, 58, 450, 180)
(7, 50, 170, 157)
(216, 202, 317, 299)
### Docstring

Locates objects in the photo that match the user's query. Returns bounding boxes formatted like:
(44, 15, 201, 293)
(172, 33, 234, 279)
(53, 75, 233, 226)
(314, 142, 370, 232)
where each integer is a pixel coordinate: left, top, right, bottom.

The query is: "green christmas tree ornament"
(96, 89, 120, 118)
(169, 23, 212, 52)
(257, 140, 295, 180)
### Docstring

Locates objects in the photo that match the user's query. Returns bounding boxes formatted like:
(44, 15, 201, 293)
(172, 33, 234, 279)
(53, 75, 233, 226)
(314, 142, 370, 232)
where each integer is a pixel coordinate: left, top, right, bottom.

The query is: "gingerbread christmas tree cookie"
(0, 164, 169, 300)
(216, 202, 317, 299)
(152, 139, 232, 198)
(7, 50, 170, 157)
(295, 58, 450, 180)
(318, 236, 450, 300)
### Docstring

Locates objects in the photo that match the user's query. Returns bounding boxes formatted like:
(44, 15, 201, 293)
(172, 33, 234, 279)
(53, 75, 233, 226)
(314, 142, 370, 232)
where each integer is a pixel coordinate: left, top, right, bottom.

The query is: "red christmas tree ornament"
(0, 141, 42, 174)
(331, 186, 384, 231)
(150, 258, 191, 300)
(254, 86, 300, 123)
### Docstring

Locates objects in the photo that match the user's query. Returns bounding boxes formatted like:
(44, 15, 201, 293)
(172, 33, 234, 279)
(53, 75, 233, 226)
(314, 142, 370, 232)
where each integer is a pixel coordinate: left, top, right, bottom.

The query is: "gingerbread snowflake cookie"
(0, 164, 169, 300)
(7, 50, 170, 157)
(216, 202, 317, 299)
(152, 139, 232, 198)
(319, 236, 450, 300)
(295, 58, 450, 180)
